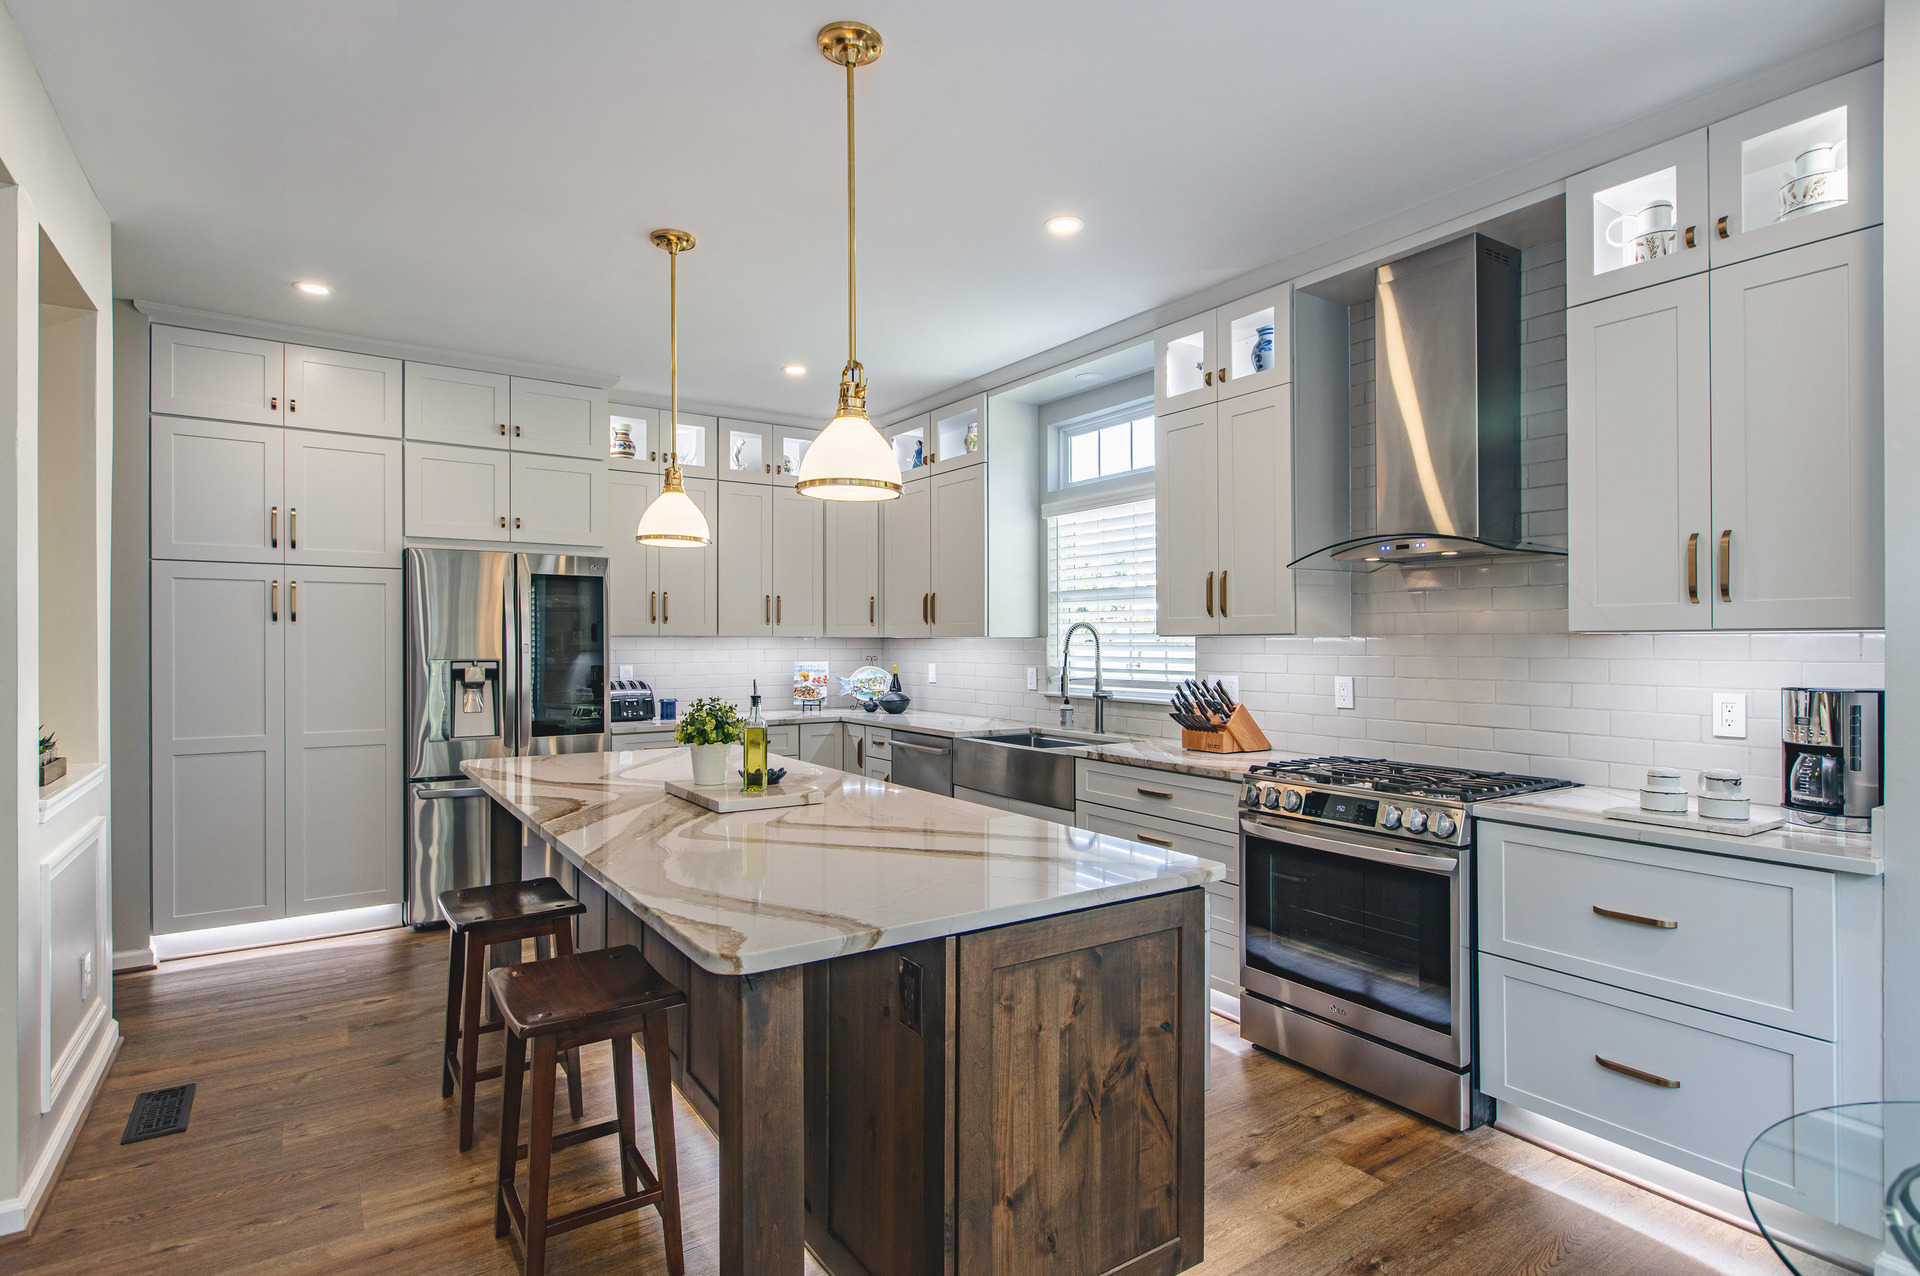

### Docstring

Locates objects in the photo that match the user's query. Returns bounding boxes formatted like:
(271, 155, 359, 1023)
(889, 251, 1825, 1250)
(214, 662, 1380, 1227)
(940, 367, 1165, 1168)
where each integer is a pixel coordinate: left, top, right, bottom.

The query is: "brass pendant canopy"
(636, 227, 713, 547)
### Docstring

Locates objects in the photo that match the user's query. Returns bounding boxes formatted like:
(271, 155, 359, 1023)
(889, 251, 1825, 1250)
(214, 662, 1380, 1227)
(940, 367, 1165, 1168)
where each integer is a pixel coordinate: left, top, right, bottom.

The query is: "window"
(1061, 411, 1156, 485)
(1047, 498, 1195, 699)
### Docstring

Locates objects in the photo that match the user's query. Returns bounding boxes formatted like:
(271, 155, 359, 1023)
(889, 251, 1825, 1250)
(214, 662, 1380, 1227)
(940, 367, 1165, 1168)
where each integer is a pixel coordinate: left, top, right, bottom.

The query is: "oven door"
(1240, 815, 1469, 1066)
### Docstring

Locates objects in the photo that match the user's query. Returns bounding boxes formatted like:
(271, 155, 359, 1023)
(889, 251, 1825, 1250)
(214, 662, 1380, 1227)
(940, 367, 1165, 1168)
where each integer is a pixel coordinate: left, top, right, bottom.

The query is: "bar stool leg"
(495, 1027, 526, 1239)
(442, 928, 467, 1098)
(552, 925, 585, 1121)
(611, 1035, 639, 1197)
(524, 1037, 559, 1276)
(458, 934, 488, 1152)
(643, 1012, 686, 1276)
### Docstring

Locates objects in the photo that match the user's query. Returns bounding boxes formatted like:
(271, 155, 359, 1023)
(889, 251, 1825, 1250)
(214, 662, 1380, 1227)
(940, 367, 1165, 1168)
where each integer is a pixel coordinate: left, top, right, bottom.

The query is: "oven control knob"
(1379, 804, 1402, 830)
(1261, 787, 1282, 809)
(1432, 812, 1458, 839)
(1243, 784, 1260, 806)
(1405, 808, 1429, 834)
(1281, 789, 1303, 813)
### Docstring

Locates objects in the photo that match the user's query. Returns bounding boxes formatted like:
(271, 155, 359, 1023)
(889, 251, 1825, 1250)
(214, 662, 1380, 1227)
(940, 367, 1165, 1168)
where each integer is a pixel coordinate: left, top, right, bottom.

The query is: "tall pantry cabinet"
(148, 325, 406, 933)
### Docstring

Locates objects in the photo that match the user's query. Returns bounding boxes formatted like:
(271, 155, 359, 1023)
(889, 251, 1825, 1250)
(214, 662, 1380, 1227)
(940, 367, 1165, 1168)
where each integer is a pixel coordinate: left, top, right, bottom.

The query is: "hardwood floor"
(1, 927, 1830, 1275)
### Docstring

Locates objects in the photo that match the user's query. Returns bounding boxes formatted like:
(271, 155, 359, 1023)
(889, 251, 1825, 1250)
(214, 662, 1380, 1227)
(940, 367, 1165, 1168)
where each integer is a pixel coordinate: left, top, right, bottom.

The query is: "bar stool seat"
(440, 877, 587, 1152)
(489, 945, 687, 1276)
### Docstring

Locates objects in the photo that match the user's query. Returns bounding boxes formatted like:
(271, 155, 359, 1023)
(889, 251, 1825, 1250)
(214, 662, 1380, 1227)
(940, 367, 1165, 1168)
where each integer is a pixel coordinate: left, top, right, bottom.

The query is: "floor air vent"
(122, 1083, 196, 1144)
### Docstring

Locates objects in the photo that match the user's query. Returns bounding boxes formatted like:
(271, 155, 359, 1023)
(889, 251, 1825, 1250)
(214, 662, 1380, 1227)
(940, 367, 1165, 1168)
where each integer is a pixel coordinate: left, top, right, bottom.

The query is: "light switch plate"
(1334, 676, 1356, 710)
(927, 663, 937, 684)
(1026, 667, 1038, 691)
(1712, 692, 1747, 738)
(619, 665, 633, 680)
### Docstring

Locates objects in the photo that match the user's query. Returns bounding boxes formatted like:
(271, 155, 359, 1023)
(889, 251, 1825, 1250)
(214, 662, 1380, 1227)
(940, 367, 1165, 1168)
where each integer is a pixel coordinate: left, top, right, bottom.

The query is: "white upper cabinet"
(929, 467, 987, 637)
(284, 431, 404, 569)
(508, 453, 607, 546)
(1708, 64, 1882, 269)
(606, 470, 659, 634)
(151, 417, 285, 563)
(404, 363, 511, 449)
(1215, 387, 1295, 634)
(151, 326, 284, 425)
(720, 419, 776, 484)
(1213, 284, 1291, 401)
(1154, 406, 1221, 635)
(1153, 314, 1216, 415)
(1566, 130, 1710, 307)
(1567, 275, 1714, 631)
(771, 487, 824, 636)
(655, 478, 718, 635)
(283, 345, 403, 437)
(609, 406, 663, 473)
(509, 377, 607, 459)
(404, 442, 510, 541)
(880, 478, 933, 637)
(885, 412, 934, 478)
(717, 482, 774, 635)
(1709, 228, 1882, 630)
(665, 412, 718, 481)
(930, 395, 987, 469)
(772, 425, 819, 488)
(823, 500, 880, 635)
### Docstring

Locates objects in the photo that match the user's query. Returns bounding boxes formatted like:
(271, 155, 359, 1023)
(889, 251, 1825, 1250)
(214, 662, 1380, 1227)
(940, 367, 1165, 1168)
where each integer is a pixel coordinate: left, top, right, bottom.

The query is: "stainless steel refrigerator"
(404, 548, 608, 926)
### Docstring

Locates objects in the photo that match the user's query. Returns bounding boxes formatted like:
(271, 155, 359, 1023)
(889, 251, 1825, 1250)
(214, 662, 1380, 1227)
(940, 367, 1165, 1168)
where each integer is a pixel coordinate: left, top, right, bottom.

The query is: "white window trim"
(1051, 400, 1154, 493)
(1045, 495, 1194, 702)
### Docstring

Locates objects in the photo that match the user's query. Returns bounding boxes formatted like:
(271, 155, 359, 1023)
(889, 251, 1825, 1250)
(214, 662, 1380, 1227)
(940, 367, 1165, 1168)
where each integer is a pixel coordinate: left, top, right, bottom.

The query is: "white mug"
(1795, 145, 1839, 179)
(1606, 200, 1675, 248)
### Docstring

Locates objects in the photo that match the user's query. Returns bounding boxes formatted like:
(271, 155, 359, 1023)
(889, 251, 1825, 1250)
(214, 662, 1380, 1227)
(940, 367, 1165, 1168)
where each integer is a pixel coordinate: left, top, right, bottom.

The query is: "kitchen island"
(462, 747, 1223, 1276)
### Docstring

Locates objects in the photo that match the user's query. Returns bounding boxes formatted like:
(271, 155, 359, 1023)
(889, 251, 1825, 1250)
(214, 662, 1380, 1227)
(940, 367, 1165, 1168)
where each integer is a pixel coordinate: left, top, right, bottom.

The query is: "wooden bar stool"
(488, 945, 686, 1276)
(440, 878, 587, 1152)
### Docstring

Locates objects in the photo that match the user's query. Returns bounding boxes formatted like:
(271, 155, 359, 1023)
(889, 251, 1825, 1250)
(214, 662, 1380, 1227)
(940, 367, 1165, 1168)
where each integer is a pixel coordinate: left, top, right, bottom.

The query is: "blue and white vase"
(1252, 325, 1275, 374)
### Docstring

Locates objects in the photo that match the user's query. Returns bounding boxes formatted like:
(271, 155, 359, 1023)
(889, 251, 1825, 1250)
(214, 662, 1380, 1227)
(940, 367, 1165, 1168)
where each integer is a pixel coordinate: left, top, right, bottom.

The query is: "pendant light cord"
(846, 58, 857, 368)
(668, 241, 679, 468)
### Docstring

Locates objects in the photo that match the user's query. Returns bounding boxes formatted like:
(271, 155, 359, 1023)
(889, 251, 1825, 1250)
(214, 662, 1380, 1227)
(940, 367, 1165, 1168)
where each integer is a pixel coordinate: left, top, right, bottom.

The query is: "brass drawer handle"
(1596, 1055, 1680, 1089)
(1136, 832, 1174, 848)
(1593, 905, 1677, 930)
(764, 594, 771, 624)
(1137, 787, 1173, 800)
(1220, 568, 1228, 617)
(662, 591, 669, 624)
(1686, 533, 1698, 603)
(270, 580, 279, 622)
(869, 596, 875, 625)
(1204, 570, 1214, 617)
(270, 505, 279, 548)
(1719, 530, 1732, 603)
(650, 591, 657, 625)
(289, 580, 297, 622)
(289, 507, 297, 550)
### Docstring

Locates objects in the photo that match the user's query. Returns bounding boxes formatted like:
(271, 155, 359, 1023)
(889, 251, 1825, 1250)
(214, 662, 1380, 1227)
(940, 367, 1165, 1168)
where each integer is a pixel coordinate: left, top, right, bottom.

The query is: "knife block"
(1180, 704, 1271, 754)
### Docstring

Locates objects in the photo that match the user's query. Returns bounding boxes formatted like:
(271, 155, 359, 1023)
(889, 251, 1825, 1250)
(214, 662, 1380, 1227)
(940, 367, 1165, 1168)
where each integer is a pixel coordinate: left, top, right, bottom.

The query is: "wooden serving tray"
(666, 778, 826, 813)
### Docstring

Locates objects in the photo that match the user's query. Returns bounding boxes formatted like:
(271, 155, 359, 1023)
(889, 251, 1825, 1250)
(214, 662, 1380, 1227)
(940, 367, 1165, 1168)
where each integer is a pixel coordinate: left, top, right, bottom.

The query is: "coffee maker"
(1781, 688, 1882, 832)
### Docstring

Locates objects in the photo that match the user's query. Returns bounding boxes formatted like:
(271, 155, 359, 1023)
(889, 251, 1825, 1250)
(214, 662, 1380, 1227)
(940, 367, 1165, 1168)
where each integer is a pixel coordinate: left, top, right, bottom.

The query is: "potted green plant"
(675, 697, 743, 786)
(38, 727, 64, 787)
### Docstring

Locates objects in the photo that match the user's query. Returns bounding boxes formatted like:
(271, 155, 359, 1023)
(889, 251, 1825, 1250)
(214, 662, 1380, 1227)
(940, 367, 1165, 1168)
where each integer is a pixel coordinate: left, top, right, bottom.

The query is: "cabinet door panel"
(1217, 387, 1294, 634)
(880, 480, 931, 637)
(285, 431, 402, 568)
(151, 562, 285, 932)
(656, 478, 718, 635)
(151, 417, 285, 562)
(1709, 229, 1882, 629)
(1153, 313, 1216, 414)
(824, 501, 880, 635)
(717, 482, 773, 635)
(607, 471, 659, 634)
(772, 486, 824, 636)
(1155, 406, 1219, 635)
(509, 453, 607, 546)
(404, 362, 510, 449)
(284, 345, 403, 437)
(929, 467, 986, 637)
(1567, 276, 1712, 631)
(285, 567, 403, 914)
(509, 377, 607, 459)
(719, 418, 776, 484)
(151, 325, 283, 425)
(1565, 130, 1709, 307)
(1215, 283, 1291, 400)
(405, 442, 510, 540)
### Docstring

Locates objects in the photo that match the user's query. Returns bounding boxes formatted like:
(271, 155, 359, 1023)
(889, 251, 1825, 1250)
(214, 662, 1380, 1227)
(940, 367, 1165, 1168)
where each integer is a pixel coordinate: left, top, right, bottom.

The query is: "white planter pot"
(689, 742, 730, 787)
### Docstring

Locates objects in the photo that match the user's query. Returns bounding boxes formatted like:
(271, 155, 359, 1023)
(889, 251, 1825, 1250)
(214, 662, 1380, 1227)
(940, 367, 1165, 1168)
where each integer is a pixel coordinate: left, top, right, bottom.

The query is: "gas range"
(1239, 756, 1575, 850)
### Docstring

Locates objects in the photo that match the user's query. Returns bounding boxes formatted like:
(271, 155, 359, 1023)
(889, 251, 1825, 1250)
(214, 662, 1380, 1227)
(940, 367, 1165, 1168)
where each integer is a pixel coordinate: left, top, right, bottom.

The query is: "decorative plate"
(838, 665, 891, 701)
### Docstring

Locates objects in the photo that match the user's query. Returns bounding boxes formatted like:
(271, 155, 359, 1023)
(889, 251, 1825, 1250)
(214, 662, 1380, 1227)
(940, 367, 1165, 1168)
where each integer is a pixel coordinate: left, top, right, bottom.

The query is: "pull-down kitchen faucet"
(1060, 622, 1113, 733)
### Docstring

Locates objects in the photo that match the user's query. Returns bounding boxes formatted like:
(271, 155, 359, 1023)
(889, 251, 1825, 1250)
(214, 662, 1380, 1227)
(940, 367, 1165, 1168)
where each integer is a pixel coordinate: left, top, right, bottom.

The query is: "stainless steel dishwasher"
(887, 729, 953, 795)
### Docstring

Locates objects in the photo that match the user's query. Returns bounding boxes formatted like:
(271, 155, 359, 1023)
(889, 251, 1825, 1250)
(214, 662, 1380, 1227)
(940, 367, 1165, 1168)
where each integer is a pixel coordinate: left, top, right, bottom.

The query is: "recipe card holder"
(1180, 704, 1271, 754)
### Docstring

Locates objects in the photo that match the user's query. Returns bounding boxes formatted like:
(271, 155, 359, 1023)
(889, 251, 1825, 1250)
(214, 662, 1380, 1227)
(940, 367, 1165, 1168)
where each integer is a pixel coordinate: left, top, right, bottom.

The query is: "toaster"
(610, 679, 656, 723)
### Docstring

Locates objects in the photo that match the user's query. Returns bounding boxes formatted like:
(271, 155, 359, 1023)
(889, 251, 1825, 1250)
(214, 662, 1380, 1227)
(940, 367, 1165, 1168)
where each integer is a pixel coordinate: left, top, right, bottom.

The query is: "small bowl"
(878, 692, 910, 715)
(858, 698, 880, 713)
(1639, 788, 1689, 814)
(738, 766, 788, 786)
(1697, 793, 1751, 821)
(1643, 768, 1686, 794)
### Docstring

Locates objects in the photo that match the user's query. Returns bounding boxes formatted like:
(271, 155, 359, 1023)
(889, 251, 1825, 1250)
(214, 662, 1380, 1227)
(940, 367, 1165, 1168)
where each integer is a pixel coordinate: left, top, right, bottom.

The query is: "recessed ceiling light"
(295, 281, 331, 296)
(784, 364, 806, 376)
(1045, 216, 1084, 236)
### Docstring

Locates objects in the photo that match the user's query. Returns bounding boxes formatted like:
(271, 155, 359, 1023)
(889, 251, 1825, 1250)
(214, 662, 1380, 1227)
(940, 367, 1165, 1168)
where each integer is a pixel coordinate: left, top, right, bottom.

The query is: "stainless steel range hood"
(1291, 234, 1565, 571)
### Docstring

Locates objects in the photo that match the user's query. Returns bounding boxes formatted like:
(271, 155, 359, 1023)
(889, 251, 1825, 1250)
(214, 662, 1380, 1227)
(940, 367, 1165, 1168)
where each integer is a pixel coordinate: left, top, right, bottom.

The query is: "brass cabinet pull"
(1595, 1055, 1680, 1089)
(856, 737, 865, 768)
(1137, 786, 1173, 800)
(764, 594, 771, 624)
(289, 581, 297, 622)
(922, 593, 928, 624)
(269, 395, 278, 411)
(1686, 533, 1699, 603)
(931, 592, 937, 624)
(776, 595, 782, 625)
(869, 596, 875, 625)
(270, 506, 279, 548)
(1203, 370, 1213, 387)
(289, 508, 297, 550)
(289, 397, 297, 413)
(514, 425, 522, 437)
(1593, 905, 1677, 929)
(1204, 571, 1214, 617)
(499, 515, 507, 528)
(1136, 832, 1175, 848)
(1719, 530, 1732, 603)
(1716, 215, 1729, 240)
(650, 591, 657, 625)
(663, 591, 669, 624)
(500, 423, 508, 436)
(1220, 568, 1229, 617)
(515, 516, 523, 530)
(270, 580, 279, 622)
(1684, 225, 1696, 249)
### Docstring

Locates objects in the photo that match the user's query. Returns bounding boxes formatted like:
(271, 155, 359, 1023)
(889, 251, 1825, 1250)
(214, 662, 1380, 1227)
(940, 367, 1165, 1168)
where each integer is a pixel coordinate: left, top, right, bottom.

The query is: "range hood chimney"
(1291, 233, 1565, 570)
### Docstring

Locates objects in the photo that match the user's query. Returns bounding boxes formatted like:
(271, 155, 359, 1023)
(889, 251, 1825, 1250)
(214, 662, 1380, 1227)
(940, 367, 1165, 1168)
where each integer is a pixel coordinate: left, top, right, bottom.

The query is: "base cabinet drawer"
(1479, 821, 1836, 1038)
(1479, 954, 1835, 1191)
(1209, 938, 1241, 998)
(1077, 761, 1240, 832)
(1076, 799, 1239, 884)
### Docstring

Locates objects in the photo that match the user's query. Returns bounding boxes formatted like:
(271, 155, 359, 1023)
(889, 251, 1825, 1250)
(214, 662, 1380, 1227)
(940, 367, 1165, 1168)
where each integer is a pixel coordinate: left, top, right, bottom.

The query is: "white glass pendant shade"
(795, 411, 901, 501)
(636, 470, 711, 545)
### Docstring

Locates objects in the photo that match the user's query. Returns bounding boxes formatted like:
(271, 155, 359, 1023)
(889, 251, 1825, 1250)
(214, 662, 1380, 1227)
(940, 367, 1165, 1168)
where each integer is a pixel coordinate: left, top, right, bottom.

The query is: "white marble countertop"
(462, 747, 1226, 976)
(612, 708, 1034, 736)
(1079, 738, 1307, 782)
(1472, 784, 1882, 876)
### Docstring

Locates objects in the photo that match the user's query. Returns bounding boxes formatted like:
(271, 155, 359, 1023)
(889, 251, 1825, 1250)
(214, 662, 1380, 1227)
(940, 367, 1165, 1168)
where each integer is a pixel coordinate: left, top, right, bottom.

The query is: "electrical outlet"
(1215, 675, 1240, 702)
(1334, 676, 1356, 710)
(79, 951, 94, 1002)
(618, 665, 633, 681)
(927, 663, 937, 684)
(1026, 667, 1038, 691)
(1712, 692, 1747, 738)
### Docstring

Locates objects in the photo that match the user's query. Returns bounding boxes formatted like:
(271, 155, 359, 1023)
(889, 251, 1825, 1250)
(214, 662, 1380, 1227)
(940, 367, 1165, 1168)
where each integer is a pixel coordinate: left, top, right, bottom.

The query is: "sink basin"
(955, 730, 1124, 810)
(971, 730, 1107, 750)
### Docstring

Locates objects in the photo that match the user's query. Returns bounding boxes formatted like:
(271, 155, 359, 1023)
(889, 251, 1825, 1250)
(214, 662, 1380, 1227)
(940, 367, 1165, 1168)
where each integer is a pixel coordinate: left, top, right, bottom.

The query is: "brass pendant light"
(795, 21, 902, 502)
(635, 228, 712, 546)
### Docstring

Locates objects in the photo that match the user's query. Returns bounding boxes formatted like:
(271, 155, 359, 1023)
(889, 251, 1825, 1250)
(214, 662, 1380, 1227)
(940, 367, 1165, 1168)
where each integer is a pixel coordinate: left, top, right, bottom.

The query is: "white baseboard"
(112, 945, 155, 973)
(0, 1014, 119, 1236)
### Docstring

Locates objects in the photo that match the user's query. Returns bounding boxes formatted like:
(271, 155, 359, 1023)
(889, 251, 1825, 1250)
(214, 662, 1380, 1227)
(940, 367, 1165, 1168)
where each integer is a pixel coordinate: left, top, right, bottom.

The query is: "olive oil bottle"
(742, 681, 769, 792)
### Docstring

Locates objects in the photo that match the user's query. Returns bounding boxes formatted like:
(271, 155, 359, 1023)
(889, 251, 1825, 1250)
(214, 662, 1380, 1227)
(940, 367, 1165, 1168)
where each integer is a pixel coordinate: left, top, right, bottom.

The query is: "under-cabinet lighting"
(1046, 216, 1085, 236)
(152, 903, 402, 961)
(295, 281, 332, 296)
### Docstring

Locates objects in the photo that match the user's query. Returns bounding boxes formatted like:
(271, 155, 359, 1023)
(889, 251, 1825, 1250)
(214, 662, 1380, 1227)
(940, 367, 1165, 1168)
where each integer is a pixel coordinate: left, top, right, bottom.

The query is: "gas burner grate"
(122, 1083, 196, 1144)
(1247, 756, 1575, 802)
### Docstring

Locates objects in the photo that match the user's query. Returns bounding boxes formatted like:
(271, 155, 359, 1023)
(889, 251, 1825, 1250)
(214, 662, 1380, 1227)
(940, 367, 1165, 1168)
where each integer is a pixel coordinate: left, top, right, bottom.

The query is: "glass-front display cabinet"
(665, 411, 715, 481)
(885, 412, 932, 475)
(772, 426, 818, 487)
(720, 418, 774, 484)
(1153, 282, 1292, 413)
(932, 395, 986, 469)
(608, 407, 662, 473)
(1566, 130, 1709, 306)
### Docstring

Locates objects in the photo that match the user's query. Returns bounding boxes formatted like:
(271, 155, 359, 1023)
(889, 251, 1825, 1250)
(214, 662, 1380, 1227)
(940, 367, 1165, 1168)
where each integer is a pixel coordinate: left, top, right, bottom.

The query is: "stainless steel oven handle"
(1240, 816, 1458, 875)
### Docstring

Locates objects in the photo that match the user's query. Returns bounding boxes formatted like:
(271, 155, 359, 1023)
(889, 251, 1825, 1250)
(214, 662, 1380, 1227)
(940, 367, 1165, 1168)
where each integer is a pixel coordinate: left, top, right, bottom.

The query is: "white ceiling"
(5, 0, 1882, 419)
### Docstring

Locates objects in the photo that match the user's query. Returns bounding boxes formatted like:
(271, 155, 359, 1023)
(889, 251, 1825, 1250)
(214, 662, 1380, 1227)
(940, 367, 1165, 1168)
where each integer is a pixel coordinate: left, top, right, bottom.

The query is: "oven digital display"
(1301, 791, 1379, 826)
